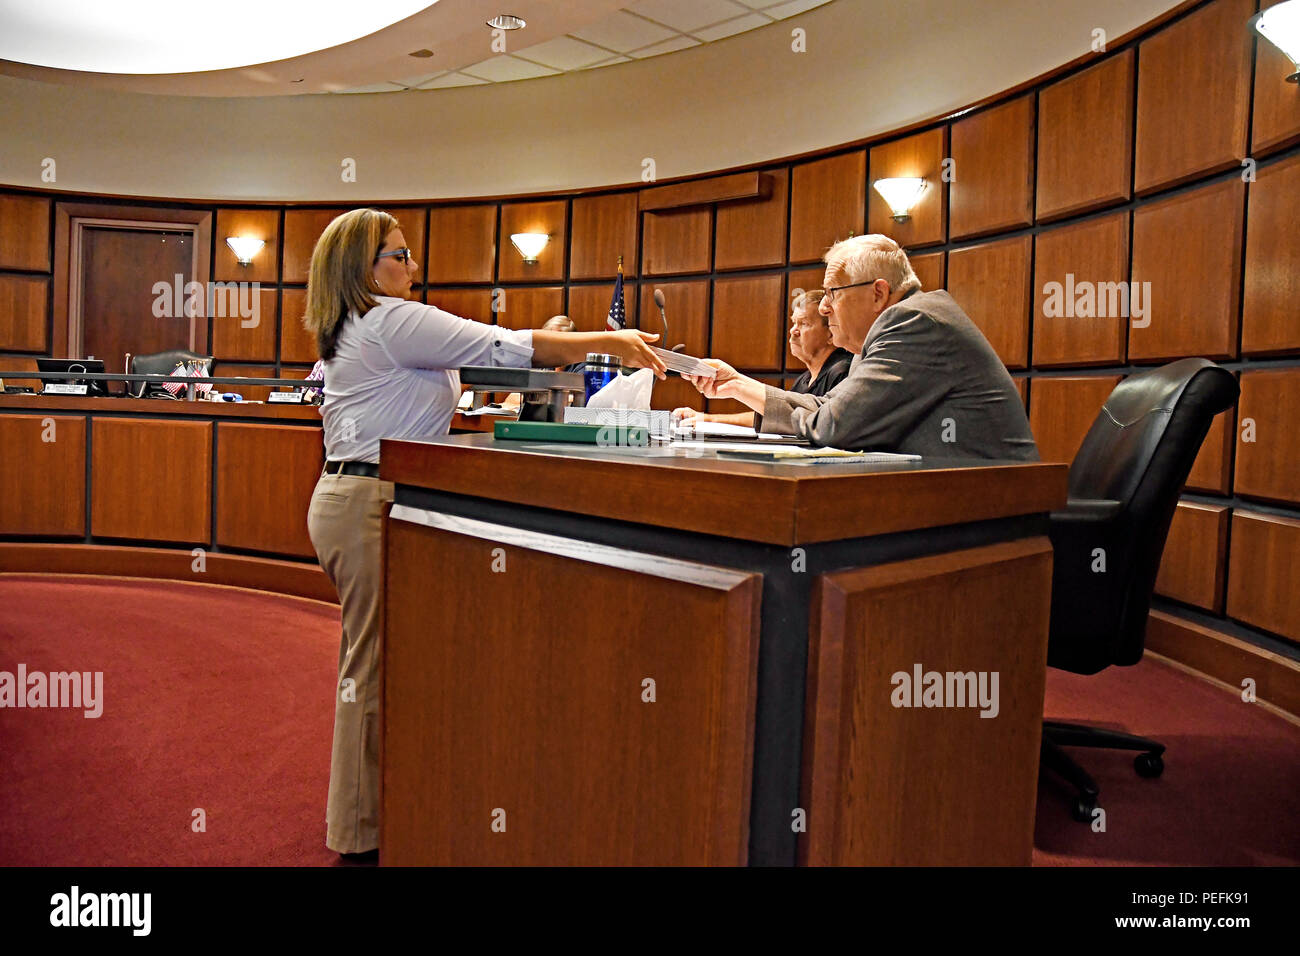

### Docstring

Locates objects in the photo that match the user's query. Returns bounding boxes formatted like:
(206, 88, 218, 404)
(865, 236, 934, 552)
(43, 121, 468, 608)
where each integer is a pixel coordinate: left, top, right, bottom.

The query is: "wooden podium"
(379, 435, 1066, 866)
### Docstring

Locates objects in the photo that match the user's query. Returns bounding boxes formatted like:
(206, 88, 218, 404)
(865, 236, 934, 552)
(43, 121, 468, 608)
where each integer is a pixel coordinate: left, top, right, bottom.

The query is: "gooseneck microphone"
(652, 288, 686, 352)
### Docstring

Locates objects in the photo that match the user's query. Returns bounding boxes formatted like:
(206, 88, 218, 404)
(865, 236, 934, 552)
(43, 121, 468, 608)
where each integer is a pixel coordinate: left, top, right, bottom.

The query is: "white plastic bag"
(586, 367, 654, 409)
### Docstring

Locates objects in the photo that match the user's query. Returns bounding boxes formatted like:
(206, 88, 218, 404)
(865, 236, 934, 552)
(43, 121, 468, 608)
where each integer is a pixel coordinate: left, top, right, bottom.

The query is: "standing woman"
(302, 208, 665, 860)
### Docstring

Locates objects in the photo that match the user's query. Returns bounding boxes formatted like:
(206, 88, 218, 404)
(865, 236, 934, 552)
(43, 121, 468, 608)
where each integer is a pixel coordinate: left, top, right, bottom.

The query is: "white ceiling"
(0, 0, 832, 97)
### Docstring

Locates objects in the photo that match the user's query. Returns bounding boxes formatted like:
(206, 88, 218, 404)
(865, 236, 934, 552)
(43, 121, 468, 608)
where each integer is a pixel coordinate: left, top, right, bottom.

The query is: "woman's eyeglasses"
(375, 247, 414, 264)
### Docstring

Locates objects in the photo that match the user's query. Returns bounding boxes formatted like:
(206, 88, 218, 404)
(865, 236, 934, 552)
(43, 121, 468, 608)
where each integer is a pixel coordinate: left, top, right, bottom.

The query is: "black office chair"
(129, 350, 213, 398)
(1040, 358, 1238, 822)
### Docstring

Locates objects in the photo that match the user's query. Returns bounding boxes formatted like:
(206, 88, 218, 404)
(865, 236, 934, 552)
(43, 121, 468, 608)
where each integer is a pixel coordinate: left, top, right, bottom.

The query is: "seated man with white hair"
(685, 234, 1038, 460)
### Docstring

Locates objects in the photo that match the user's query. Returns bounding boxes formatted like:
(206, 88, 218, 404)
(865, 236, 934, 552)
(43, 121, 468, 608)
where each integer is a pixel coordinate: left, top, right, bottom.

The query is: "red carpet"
(1, 573, 1296, 866)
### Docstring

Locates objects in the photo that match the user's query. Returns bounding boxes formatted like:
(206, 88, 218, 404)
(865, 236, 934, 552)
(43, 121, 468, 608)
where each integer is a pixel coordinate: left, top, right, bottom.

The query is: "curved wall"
(0, 0, 1177, 201)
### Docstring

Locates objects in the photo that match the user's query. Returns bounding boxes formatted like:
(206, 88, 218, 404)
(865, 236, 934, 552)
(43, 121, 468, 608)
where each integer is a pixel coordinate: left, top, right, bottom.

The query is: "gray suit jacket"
(757, 289, 1038, 460)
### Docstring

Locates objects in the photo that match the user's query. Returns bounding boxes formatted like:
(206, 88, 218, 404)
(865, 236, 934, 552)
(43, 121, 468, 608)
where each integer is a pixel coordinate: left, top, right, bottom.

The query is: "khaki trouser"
(307, 472, 394, 854)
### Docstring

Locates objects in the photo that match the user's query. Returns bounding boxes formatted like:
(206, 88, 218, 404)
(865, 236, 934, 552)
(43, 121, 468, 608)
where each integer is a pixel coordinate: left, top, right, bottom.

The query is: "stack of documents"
(716, 446, 922, 464)
(653, 347, 716, 378)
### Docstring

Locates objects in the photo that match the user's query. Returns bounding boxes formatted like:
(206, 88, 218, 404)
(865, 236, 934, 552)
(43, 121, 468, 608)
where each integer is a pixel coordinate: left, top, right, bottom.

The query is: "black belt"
(323, 460, 380, 478)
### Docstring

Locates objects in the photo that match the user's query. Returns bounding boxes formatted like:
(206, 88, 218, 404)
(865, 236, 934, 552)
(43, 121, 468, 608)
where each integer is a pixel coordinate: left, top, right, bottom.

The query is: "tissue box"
(564, 407, 671, 438)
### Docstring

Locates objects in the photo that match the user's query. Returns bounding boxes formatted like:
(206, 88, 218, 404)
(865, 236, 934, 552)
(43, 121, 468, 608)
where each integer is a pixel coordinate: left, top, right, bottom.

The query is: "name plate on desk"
(267, 391, 305, 404)
(43, 383, 88, 396)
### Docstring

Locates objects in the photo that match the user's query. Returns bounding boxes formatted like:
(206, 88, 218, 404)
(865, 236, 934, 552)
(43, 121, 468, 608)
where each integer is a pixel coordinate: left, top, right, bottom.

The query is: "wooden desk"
(379, 435, 1068, 866)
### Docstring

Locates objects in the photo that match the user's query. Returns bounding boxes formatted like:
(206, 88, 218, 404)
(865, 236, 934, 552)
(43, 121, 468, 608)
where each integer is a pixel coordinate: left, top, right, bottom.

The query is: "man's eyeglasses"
(823, 278, 882, 306)
(375, 247, 414, 264)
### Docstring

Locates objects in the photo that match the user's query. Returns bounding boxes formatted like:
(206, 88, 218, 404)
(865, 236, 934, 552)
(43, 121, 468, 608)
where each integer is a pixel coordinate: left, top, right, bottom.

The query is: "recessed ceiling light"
(409, 48, 434, 58)
(486, 15, 525, 30)
(0, 1, 442, 75)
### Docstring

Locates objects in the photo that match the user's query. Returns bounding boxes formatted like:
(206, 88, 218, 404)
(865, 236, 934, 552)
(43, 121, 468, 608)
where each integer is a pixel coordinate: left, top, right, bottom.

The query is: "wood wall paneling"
(216, 364, 276, 403)
(211, 287, 278, 362)
(567, 282, 638, 333)
(1234, 368, 1300, 505)
(216, 422, 322, 558)
(1226, 510, 1300, 642)
(0, 274, 48, 352)
(1129, 177, 1245, 362)
(213, 209, 280, 284)
(0, 353, 40, 387)
(1028, 376, 1123, 464)
(949, 96, 1036, 240)
(711, 275, 785, 372)
(90, 417, 211, 543)
(639, 171, 762, 211)
(1154, 500, 1229, 612)
(427, 287, 496, 324)
(1185, 402, 1235, 495)
(497, 200, 567, 283)
(908, 251, 946, 293)
(0, 195, 52, 271)
(1032, 212, 1130, 367)
(867, 127, 948, 248)
(493, 286, 565, 332)
(789, 151, 866, 263)
(638, 280, 709, 358)
(569, 192, 638, 279)
(651, 375, 704, 413)
(714, 169, 789, 271)
(946, 234, 1032, 369)
(426, 205, 497, 284)
(1252, 0, 1300, 156)
(1134, 0, 1255, 194)
(281, 209, 342, 285)
(0, 414, 85, 535)
(1243, 152, 1300, 355)
(1036, 50, 1135, 222)
(800, 538, 1052, 865)
(642, 206, 712, 276)
(278, 288, 315, 365)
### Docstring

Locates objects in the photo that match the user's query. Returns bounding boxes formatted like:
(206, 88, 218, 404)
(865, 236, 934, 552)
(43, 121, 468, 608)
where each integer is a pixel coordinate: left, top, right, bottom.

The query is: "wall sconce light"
(225, 237, 266, 266)
(1253, 1, 1300, 82)
(873, 178, 929, 222)
(510, 233, 549, 263)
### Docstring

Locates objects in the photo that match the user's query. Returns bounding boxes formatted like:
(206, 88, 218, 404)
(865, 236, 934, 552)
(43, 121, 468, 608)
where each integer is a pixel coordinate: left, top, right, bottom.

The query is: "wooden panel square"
(427, 288, 495, 324)
(0, 195, 51, 271)
(1134, 0, 1254, 194)
(0, 414, 84, 535)
(214, 208, 280, 284)
(638, 280, 708, 357)
(211, 287, 277, 362)
(1185, 401, 1235, 495)
(569, 192, 638, 279)
(1032, 212, 1129, 367)
(868, 127, 948, 248)
(216, 364, 276, 403)
(567, 282, 638, 334)
(427, 205, 497, 284)
(1234, 369, 1300, 505)
(950, 96, 1035, 240)
(1028, 375, 1123, 464)
(91, 417, 211, 543)
(789, 151, 866, 263)
(1130, 177, 1244, 362)
(651, 374, 703, 413)
(1154, 501, 1229, 612)
(498, 200, 567, 283)
(908, 251, 946, 293)
(216, 422, 322, 558)
(715, 169, 789, 271)
(711, 275, 785, 372)
(1243, 152, 1300, 355)
(0, 274, 48, 352)
(1253, 0, 1300, 156)
(946, 235, 1032, 369)
(1036, 51, 1135, 222)
(282, 209, 344, 285)
(493, 286, 564, 331)
(1226, 510, 1300, 640)
(278, 288, 316, 365)
(642, 206, 711, 275)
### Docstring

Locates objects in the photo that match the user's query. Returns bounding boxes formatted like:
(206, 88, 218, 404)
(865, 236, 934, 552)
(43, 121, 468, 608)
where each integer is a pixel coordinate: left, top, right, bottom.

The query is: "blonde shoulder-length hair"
(302, 208, 399, 360)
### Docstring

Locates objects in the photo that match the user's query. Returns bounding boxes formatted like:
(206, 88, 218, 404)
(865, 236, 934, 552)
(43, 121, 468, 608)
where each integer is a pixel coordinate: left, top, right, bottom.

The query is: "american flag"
(606, 259, 625, 331)
(161, 361, 212, 396)
(161, 363, 188, 396)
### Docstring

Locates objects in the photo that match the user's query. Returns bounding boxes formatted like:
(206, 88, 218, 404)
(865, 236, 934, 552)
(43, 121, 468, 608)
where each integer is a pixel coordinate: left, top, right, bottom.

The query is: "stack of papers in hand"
(716, 446, 922, 464)
(653, 347, 716, 378)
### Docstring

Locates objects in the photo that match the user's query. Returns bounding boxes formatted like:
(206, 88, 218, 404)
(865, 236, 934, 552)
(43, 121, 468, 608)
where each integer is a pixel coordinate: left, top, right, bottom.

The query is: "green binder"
(493, 420, 649, 446)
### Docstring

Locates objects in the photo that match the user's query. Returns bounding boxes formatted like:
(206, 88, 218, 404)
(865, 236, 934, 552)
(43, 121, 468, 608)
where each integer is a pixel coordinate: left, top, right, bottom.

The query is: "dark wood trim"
(638, 172, 764, 211)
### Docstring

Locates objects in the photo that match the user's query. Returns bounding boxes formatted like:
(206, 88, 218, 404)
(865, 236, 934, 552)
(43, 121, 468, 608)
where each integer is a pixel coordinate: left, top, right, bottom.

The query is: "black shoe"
(337, 848, 379, 865)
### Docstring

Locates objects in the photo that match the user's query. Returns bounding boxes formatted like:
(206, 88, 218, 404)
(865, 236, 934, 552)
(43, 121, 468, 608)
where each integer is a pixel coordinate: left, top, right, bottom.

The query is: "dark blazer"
(758, 289, 1038, 460)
